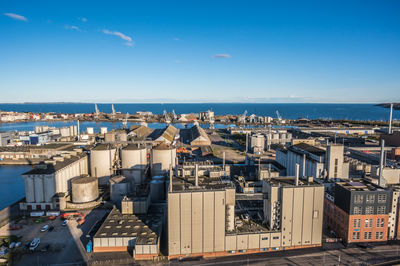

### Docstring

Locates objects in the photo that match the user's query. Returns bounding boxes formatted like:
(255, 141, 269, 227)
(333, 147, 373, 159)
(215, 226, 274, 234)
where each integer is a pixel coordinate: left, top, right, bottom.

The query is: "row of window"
(352, 231, 384, 240)
(354, 194, 387, 204)
(353, 218, 385, 228)
(353, 206, 386, 215)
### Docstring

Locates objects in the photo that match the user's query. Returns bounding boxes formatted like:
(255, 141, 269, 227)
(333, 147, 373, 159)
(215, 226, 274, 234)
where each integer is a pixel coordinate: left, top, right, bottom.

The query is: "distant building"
(250, 133, 265, 154)
(189, 125, 211, 146)
(0, 132, 12, 146)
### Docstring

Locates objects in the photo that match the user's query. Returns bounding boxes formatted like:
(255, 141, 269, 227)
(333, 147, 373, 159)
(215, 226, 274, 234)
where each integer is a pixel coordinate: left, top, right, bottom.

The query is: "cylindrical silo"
(34, 177, 44, 203)
(43, 175, 55, 203)
(25, 176, 35, 203)
(87, 127, 94, 134)
(121, 144, 147, 184)
(90, 145, 116, 185)
(100, 127, 108, 134)
(151, 143, 176, 176)
(71, 176, 99, 203)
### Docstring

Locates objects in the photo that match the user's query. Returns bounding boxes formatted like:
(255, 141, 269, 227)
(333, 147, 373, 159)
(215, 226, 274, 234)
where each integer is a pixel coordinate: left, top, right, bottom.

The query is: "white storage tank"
(25, 176, 35, 203)
(121, 144, 147, 184)
(100, 127, 108, 134)
(71, 175, 99, 203)
(87, 127, 94, 134)
(90, 144, 116, 185)
(150, 180, 164, 202)
(151, 143, 176, 176)
(110, 175, 129, 204)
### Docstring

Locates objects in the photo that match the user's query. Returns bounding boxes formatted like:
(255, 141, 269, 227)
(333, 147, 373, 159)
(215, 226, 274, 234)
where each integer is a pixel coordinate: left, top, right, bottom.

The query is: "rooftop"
(23, 153, 87, 175)
(292, 143, 325, 156)
(266, 176, 322, 187)
(170, 175, 234, 192)
(336, 179, 386, 192)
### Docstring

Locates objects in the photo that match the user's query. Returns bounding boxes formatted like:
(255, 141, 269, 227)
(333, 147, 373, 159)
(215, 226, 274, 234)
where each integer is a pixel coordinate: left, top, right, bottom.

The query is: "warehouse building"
(188, 125, 211, 146)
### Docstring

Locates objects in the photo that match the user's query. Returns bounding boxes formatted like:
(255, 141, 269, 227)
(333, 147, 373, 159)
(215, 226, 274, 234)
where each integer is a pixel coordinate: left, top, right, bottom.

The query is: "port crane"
(239, 110, 247, 124)
(94, 104, 100, 118)
(111, 104, 116, 119)
(172, 109, 177, 122)
(163, 109, 171, 124)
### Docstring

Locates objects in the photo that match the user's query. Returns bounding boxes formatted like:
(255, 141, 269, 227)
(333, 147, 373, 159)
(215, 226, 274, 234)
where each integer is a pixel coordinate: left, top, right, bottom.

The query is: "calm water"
(0, 103, 398, 121)
(0, 165, 31, 210)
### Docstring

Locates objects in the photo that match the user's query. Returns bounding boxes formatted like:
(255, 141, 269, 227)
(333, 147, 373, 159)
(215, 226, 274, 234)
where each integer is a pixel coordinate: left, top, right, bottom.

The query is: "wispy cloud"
(102, 29, 133, 46)
(65, 25, 81, 31)
(213, 54, 232, 59)
(173, 37, 180, 41)
(78, 17, 87, 22)
(3, 13, 28, 21)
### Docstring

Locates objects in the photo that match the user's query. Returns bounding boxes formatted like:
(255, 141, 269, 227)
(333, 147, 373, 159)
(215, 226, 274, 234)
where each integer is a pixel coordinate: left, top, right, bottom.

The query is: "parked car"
(15, 242, 21, 248)
(40, 225, 49, 232)
(9, 242, 15, 249)
(29, 238, 40, 251)
(62, 220, 68, 226)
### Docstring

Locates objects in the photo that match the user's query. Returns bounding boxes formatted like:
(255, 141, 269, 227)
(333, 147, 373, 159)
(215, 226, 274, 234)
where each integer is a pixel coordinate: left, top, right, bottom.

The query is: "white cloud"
(78, 17, 87, 22)
(173, 37, 180, 41)
(65, 25, 81, 31)
(213, 54, 232, 59)
(3, 13, 28, 21)
(102, 29, 133, 46)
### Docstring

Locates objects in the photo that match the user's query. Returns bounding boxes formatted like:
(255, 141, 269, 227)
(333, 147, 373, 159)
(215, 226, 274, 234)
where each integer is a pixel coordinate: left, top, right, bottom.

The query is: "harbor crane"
(111, 104, 116, 118)
(239, 110, 248, 124)
(172, 109, 177, 121)
(122, 112, 129, 129)
(164, 109, 171, 124)
(94, 103, 100, 119)
(276, 110, 282, 123)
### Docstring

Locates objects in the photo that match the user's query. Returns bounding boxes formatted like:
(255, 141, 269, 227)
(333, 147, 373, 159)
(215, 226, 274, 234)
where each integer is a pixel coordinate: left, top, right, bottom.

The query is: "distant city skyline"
(1, 0, 400, 103)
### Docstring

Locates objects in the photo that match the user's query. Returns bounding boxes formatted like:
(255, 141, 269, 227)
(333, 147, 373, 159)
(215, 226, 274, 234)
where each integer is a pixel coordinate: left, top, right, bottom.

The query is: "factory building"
(20, 151, 88, 211)
(128, 125, 152, 139)
(149, 125, 178, 145)
(167, 170, 324, 259)
(188, 125, 211, 146)
(92, 205, 165, 260)
(276, 143, 349, 180)
(199, 110, 214, 121)
(324, 180, 391, 244)
(0, 132, 12, 146)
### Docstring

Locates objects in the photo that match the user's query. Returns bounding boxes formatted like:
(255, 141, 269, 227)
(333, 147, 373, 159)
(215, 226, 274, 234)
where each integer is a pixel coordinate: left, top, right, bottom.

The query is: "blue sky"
(1, 0, 399, 103)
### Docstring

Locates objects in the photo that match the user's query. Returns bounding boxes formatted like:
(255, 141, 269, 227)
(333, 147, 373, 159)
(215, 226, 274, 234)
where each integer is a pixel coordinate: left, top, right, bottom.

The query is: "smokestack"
(302, 154, 306, 178)
(389, 103, 393, 134)
(379, 140, 385, 187)
(295, 163, 300, 186)
(195, 164, 199, 187)
(169, 164, 173, 192)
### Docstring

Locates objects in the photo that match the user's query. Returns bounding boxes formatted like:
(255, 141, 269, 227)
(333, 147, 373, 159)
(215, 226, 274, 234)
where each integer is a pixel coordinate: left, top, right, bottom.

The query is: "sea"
(0, 103, 398, 210)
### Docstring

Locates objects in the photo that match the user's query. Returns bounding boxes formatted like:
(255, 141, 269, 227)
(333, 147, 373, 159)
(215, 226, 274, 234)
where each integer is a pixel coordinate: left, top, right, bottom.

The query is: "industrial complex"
(0, 104, 400, 265)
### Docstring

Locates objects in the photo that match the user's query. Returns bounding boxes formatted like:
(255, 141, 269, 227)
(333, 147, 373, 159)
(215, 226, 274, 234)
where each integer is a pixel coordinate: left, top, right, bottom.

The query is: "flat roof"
(170, 175, 234, 192)
(292, 143, 325, 156)
(23, 153, 87, 175)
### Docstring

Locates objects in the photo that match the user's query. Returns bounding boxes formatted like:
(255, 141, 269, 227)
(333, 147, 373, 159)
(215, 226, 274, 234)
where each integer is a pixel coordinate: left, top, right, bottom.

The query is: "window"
(354, 195, 364, 204)
(368, 232, 372, 239)
(273, 236, 279, 240)
(380, 218, 384, 227)
(356, 232, 360, 240)
(353, 206, 362, 215)
(376, 232, 380, 239)
(365, 206, 374, 215)
(377, 206, 386, 214)
(352, 232, 357, 240)
(353, 219, 361, 228)
(364, 232, 368, 240)
(366, 194, 375, 204)
(378, 194, 387, 203)
(379, 232, 384, 239)
(365, 219, 373, 228)
(262, 237, 268, 240)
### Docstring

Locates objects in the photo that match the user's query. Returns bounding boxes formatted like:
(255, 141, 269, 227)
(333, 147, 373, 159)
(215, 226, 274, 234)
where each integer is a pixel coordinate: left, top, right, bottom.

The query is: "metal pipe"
(169, 164, 173, 192)
(295, 163, 299, 186)
(302, 154, 306, 178)
(389, 103, 393, 134)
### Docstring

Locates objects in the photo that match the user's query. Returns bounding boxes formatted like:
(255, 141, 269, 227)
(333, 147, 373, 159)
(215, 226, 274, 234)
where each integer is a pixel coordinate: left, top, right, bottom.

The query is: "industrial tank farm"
(71, 175, 99, 203)
(151, 143, 176, 176)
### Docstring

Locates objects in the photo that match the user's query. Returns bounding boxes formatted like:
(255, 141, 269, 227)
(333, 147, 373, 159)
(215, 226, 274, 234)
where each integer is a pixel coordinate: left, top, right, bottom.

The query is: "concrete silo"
(151, 143, 176, 176)
(90, 144, 116, 185)
(34, 177, 44, 203)
(24, 176, 35, 203)
(71, 175, 99, 203)
(121, 144, 147, 184)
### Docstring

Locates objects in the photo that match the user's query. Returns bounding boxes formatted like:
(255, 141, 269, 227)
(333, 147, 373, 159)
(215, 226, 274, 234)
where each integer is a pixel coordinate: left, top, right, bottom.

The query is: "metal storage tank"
(100, 127, 108, 134)
(151, 143, 176, 176)
(121, 144, 147, 184)
(71, 175, 99, 203)
(150, 180, 164, 202)
(110, 176, 129, 204)
(90, 144, 116, 185)
(87, 127, 94, 134)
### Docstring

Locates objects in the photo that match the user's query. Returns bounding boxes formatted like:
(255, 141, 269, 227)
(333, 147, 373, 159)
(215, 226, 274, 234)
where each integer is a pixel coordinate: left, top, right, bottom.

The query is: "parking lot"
(0, 208, 109, 265)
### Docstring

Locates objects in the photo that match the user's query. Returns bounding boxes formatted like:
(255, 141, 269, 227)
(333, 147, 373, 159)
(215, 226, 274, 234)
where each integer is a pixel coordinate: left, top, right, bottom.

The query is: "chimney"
(195, 164, 199, 187)
(389, 103, 393, 134)
(295, 163, 299, 186)
(379, 140, 385, 187)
